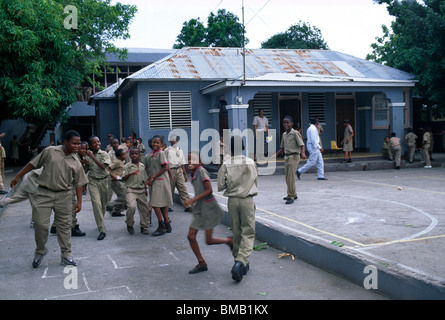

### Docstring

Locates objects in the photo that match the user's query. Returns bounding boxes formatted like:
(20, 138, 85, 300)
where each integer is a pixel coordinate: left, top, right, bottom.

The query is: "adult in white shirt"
(296, 118, 327, 180)
(252, 108, 269, 160)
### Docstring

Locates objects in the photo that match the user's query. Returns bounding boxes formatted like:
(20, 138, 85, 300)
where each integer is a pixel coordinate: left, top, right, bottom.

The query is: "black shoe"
(127, 225, 135, 235)
(243, 263, 250, 275)
(97, 232, 106, 240)
(231, 261, 244, 282)
(396, 166, 400, 170)
(317, 177, 328, 180)
(152, 222, 165, 237)
(106, 205, 112, 212)
(285, 199, 294, 205)
(111, 211, 125, 217)
(347, 159, 352, 163)
(0, 190, 8, 195)
(168, 207, 173, 212)
(72, 225, 86, 237)
(164, 221, 172, 233)
(32, 253, 45, 268)
(50, 226, 56, 234)
(189, 264, 208, 274)
(61, 256, 76, 266)
(296, 170, 301, 180)
(184, 207, 192, 212)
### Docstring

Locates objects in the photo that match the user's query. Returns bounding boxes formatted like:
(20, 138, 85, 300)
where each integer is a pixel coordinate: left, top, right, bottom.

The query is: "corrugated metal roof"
(126, 47, 415, 82)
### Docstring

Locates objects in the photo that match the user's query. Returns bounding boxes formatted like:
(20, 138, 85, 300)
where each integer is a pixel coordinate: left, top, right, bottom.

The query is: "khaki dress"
(143, 149, 172, 208)
(190, 166, 225, 230)
(343, 125, 354, 152)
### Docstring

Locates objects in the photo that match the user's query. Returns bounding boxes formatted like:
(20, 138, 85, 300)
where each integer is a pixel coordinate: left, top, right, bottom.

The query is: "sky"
(111, 0, 394, 59)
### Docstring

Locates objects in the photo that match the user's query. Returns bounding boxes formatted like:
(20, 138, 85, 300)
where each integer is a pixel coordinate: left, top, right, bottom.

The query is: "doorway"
(335, 98, 355, 146)
(279, 99, 301, 136)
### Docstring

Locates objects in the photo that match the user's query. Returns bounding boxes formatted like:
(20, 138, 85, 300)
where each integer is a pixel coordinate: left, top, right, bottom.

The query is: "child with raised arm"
(183, 152, 232, 274)
(143, 135, 173, 236)
(122, 147, 150, 235)
(86, 136, 111, 240)
(107, 148, 127, 217)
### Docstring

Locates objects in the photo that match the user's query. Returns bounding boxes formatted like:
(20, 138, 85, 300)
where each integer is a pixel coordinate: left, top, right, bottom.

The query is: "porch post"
(226, 104, 250, 156)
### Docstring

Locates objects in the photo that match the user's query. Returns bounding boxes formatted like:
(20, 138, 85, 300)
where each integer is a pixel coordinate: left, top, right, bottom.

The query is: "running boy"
(183, 152, 232, 274)
(122, 148, 150, 235)
(10, 130, 88, 268)
(217, 135, 258, 283)
(86, 136, 111, 240)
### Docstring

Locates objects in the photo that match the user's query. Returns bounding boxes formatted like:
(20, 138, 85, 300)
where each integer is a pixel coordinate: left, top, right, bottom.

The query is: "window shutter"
(148, 91, 192, 129)
(308, 93, 326, 123)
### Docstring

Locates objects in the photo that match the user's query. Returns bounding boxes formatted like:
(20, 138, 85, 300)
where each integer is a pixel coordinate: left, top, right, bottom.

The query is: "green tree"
(367, 0, 445, 114)
(173, 18, 206, 49)
(0, 0, 137, 125)
(261, 21, 329, 50)
(173, 9, 247, 49)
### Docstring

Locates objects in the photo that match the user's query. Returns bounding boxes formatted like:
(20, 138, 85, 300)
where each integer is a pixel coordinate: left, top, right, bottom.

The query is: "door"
(279, 99, 301, 137)
(335, 99, 355, 146)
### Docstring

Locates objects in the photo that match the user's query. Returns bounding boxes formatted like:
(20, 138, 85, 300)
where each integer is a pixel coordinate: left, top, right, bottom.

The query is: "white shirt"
(253, 116, 269, 131)
(165, 144, 186, 168)
(306, 124, 321, 151)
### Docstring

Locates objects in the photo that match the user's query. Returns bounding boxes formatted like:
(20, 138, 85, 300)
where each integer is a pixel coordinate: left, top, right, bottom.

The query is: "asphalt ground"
(1, 154, 444, 301)
(0, 166, 385, 302)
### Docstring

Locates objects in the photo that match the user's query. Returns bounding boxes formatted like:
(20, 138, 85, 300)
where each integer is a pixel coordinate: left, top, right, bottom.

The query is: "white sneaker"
(424, 165, 432, 168)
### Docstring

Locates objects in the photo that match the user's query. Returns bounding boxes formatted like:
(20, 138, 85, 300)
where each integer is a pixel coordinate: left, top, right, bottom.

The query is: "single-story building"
(89, 47, 416, 158)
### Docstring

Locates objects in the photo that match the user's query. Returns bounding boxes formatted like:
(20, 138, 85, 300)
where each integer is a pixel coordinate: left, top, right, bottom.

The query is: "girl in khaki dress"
(183, 152, 233, 274)
(144, 135, 173, 236)
(341, 119, 354, 163)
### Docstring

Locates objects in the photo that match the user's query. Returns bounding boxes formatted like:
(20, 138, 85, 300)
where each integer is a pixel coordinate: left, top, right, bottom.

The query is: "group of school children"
(9, 131, 258, 283)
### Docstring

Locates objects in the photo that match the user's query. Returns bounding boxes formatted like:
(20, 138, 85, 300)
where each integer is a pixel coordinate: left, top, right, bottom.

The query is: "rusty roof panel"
(127, 47, 414, 82)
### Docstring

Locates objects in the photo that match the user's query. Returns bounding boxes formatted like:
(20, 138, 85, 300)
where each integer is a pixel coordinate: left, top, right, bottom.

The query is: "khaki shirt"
(390, 137, 401, 147)
(108, 149, 117, 162)
(88, 150, 111, 179)
(217, 155, 258, 198)
(123, 162, 148, 189)
(423, 131, 431, 145)
(29, 145, 88, 191)
(109, 159, 125, 177)
(165, 145, 186, 169)
(405, 132, 417, 145)
(280, 129, 304, 155)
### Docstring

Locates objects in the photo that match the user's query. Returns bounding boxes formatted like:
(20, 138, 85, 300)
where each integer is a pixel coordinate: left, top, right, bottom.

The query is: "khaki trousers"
(390, 145, 401, 167)
(169, 167, 190, 202)
(126, 188, 149, 228)
(284, 154, 300, 199)
(88, 177, 109, 233)
(108, 180, 127, 213)
(406, 143, 416, 162)
(423, 143, 431, 165)
(32, 187, 73, 258)
(227, 196, 256, 267)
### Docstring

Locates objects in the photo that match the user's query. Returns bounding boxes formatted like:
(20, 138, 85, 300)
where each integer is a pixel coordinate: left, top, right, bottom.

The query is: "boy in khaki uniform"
(422, 126, 432, 168)
(107, 149, 127, 217)
(217, 136, 258, 283)
(86, 136, 111, 240)
(404, 127, 417, 163)
(165, 135, 191, 212)
(122, 148, 150, 235)
(275, 116, 306, 204)
(10, 130, 88, 268)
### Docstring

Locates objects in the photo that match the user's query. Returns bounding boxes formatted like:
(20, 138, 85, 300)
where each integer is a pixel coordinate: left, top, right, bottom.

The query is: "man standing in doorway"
(296, 118, 327, 180)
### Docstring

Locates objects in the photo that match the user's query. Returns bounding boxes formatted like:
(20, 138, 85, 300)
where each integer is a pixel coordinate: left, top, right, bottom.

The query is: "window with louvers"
(308, 93, 326, 123)
(148, 91, 192, 129)
(253, 93, 273, 126)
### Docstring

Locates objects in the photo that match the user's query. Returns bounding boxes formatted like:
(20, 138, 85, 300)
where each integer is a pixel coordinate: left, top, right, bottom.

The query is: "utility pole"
(242, 0, 246, 86)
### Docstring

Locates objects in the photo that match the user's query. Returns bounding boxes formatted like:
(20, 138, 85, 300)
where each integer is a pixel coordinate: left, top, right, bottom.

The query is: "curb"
(173, 192, 445, 300)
